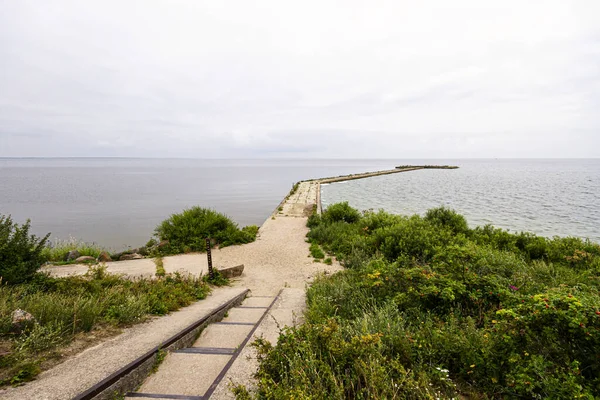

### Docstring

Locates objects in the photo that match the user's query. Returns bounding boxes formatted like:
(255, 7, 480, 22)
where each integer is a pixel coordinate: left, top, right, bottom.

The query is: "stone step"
(127, 294, 278, 399)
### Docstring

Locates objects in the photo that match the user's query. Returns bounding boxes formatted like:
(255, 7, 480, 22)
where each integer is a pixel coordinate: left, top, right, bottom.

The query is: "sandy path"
(46, 180, 341, 295)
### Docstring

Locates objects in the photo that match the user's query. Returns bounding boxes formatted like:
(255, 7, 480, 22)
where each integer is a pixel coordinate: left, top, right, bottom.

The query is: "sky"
(1, 1, 599, 158)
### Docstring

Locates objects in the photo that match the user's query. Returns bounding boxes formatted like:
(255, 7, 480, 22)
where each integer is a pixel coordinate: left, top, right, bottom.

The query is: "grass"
(154, 257, 166, 277)
(238, 204, 600, 399)
(0, 266, 210, 387)
(202, 269, 229, 286)
(151, 348, 167, 373)
(309, 242, 325, 260)
(40, 236, 109, 264)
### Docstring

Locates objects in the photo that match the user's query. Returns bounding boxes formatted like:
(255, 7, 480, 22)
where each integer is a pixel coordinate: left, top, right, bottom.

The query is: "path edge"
(74, 289, 250, 400)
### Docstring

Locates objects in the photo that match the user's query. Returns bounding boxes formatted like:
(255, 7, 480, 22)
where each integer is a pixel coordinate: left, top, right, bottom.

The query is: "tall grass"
(238, 205, 600, 399)
(0, 266, 210, 386)
(40, 236, 108, 262)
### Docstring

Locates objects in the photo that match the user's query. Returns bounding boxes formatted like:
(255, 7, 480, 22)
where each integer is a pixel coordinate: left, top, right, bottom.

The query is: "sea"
(1, 158, 598, 250)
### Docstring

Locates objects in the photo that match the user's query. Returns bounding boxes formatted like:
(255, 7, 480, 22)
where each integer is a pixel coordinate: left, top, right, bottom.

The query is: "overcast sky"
(1, 1, 599, 158)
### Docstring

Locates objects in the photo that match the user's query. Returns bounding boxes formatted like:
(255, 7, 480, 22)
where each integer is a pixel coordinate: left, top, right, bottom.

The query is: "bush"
(424, 207, 468, 234)
(322, 202, 361, 224)
(240, 205, 600, 399)
(0, 215, 49, 284)
(153, 207, 258, 254)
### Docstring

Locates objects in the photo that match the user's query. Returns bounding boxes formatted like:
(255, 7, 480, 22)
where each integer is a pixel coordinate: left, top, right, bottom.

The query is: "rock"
(65, 250, 80, 261)
(218, 264, 244, 279)
(75, 256, 96, 263)
(11, 309, 35, 333)
(97, 251, 113, 262)
(119, 253, 143, 261)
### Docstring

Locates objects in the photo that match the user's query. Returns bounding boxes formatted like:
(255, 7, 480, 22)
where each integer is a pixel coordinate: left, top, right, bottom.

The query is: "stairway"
(125, 294, 278, 400)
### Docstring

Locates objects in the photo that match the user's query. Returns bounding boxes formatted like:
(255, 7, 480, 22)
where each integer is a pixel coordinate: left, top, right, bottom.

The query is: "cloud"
(1, 0, 599, 158)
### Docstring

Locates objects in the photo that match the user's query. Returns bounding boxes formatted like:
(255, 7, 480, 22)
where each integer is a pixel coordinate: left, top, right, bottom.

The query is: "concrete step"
(127, 294, 278, 399)
(134, 352, 231, 397)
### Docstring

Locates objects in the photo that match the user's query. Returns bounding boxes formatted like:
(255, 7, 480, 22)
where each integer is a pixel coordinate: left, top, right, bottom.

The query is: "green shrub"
(309, 242, 325, 259)
(154, 257, 166, 277)
(0, 215, 49, 284)
(153, 207, 258, 254)
(239, 205, 600, 399)
(424, 207, 468, 234)
(322, 202, 361, 224)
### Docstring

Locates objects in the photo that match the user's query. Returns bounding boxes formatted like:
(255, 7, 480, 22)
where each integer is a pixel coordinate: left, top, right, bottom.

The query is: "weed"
(154, 257, 166, 277)
(323, 257, 332, 265)
(309, 242, 325, 259)
(203, 270, 229, 286)
(152, 349, 167, 373)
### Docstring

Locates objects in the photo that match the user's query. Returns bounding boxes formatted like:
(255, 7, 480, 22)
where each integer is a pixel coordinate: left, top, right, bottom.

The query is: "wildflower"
(509, 285, 519, 291)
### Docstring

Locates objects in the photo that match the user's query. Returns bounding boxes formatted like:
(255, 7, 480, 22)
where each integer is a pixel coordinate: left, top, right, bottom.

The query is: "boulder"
(97, 251, 113, 262)
(11, 309, 35, 333)
(65, 250, 80, 261)
(218, 264, 244, 279)
(75, 256, 96, 263)
(119, 253, 143, 261)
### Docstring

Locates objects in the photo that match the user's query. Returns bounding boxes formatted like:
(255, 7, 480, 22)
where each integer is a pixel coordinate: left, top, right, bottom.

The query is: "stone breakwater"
(289, 165, 459, 216)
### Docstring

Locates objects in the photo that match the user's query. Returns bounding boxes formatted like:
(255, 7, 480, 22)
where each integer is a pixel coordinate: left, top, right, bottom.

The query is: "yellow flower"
(470, 364, 475, 368)
(492, 320, 497, 324)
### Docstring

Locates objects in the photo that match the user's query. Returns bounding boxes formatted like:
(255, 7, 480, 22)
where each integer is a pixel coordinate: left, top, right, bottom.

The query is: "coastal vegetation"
(153, 206, 258, 255)
(240, 203, 600, 399)
(0, 215, 49, 284)
(40, 237, 107, 264)
(0, 267, 212, 387)
(0, 211, 234, 387)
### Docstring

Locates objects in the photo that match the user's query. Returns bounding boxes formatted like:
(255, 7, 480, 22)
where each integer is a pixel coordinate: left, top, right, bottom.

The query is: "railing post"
(205, 237, 214, 278)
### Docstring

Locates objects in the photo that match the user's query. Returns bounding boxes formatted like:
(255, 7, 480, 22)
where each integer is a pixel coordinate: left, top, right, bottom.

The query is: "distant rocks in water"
(119, 253, 143, 261)
(218, 264, 244, 278)
(11, 309, 35, 333)
(97, 251, 113, 262)
(75, 255, 96, 263)
(65, 250, 80, 261)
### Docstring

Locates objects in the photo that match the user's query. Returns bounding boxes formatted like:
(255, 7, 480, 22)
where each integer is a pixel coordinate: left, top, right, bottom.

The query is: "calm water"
(322, 159, 600, 243)
(2, 158, 599, 249)
(0, 158, 398, 249)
